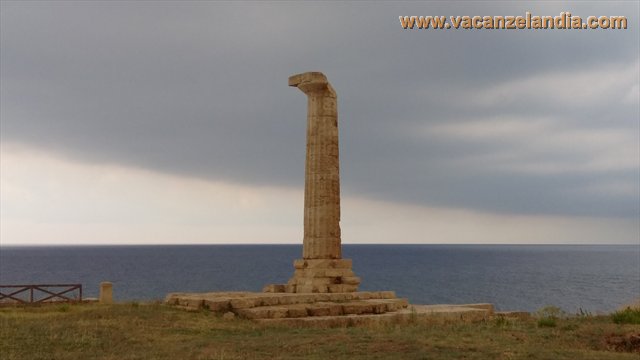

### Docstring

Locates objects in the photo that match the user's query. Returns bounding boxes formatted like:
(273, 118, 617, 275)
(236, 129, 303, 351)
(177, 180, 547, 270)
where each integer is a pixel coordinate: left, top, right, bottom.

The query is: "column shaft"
(289, 72, 342, 260)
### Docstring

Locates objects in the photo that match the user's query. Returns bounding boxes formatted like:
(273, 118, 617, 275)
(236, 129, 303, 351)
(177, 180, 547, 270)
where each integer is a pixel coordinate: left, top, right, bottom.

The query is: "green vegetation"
(612, 307, 640, 325)
(1, 303, 638, 359)
(535, 305, 565, 328)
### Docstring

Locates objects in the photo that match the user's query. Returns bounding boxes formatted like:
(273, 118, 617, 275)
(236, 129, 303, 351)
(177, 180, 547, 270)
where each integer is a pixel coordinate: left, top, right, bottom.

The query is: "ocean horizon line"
(1, 243, 637, 247)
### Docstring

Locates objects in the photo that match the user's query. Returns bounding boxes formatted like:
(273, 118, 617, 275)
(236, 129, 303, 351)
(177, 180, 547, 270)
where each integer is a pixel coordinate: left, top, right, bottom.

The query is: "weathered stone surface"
(203, 299, 229, 312)
(290, 72, 341, 261)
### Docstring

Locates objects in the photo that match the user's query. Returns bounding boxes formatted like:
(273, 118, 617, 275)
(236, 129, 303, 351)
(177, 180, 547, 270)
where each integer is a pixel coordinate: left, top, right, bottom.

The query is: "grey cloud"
(1, 1, 638, 219)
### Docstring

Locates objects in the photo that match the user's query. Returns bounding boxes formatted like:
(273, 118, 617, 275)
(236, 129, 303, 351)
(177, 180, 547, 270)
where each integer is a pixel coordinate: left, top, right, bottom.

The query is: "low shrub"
(537, 317, 557, 328)
(611, 307, 640, 325)
(536, 306, 565, 328)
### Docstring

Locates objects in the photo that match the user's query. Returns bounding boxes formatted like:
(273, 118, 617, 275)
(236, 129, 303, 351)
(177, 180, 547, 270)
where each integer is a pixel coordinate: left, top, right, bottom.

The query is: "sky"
(1, 1, 638, 245)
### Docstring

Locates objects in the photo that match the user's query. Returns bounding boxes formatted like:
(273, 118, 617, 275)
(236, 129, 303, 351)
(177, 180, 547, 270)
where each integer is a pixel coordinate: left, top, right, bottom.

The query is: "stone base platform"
(264, 259, 361, 294)
(165, 291, 501, 327)
(165, 291, 406, 319)
(258, 304, 495, 327)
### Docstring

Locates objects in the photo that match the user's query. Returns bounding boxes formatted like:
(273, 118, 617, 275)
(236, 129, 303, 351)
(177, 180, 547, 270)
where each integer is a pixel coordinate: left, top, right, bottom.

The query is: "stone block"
(263, 284, 286, 293)
(326, 303, 344, 316)
(342, 302, 374, 315)
(293, 268, 322, 277)
(314, 293, 332, 302)
(203, 299, 230, 312)
(378, 291, 397, 299)
(278, 294, 300, 305)
(352, 292, 372, 300)
(341, 276, 361, 285)
(307, 305, 330, 317)
(383, 299, 407, 312)
(296, 284, 314, 293)
(327, 284, 358, 293)
(164, 293, 179, 305)
(292, 294, 317, 304)
(307, 303, 343, 317)
(372, 302, 387, 314)
(294, 277, 333, 286)
(384, 302, 400, 313)
(230, 297, 259, 309)
(268, 307, 289, 319)
(323, 268, 354, 278)
(258, 296, 280, 307)
(236, 308, 266, 320)
(294, 259, 353, 269)
(185, 298, 204, 309)
(236, 306, 288, 320)
(287, 305, 309, 318)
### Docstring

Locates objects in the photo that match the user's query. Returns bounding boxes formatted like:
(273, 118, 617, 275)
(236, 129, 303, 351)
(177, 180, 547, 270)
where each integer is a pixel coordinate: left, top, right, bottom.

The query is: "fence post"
(99, 282, 113, 304)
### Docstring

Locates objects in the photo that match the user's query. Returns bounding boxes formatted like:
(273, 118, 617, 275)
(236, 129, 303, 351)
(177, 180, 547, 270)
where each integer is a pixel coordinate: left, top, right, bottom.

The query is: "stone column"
(288, 72, 341, 260)
(283, 72, 360, 293)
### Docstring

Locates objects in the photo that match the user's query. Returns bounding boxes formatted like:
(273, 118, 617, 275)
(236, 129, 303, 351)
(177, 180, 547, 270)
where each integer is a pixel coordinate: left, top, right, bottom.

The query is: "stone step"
(165, 291, 398, 312)
(235, 298, 409, 320)
(256, 304, 491, 327)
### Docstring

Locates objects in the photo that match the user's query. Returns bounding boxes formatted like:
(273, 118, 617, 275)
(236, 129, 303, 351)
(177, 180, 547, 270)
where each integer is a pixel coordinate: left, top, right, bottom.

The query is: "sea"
(0, 245, 638, 313)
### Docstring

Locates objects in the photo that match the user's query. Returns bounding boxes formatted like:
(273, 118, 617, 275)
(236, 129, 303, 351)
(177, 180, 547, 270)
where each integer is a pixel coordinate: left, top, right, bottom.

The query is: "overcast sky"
(1, 1, 638, 245)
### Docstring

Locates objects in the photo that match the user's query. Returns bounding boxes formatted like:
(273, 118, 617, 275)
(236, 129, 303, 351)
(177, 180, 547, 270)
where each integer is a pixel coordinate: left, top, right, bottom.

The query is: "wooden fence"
(0, 284, 82, 305)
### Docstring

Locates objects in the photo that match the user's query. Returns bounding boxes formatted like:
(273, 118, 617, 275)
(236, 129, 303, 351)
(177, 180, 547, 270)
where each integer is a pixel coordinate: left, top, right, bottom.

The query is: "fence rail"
(0, 284, 82, 305)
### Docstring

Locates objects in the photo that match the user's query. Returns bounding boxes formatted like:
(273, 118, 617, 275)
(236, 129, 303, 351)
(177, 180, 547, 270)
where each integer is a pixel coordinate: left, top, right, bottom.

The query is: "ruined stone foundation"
(164, 72, 513, 326)
(264, 259, 360, 294)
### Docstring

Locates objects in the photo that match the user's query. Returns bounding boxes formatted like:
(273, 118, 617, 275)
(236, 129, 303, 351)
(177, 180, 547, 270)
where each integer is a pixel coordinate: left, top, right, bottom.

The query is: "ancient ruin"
(263, 72, 359, 294)
(165, 72, 504, 326)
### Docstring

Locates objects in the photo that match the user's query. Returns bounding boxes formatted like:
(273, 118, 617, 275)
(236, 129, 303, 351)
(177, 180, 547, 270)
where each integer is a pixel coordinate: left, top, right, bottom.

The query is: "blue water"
(0, 245, 638, 313)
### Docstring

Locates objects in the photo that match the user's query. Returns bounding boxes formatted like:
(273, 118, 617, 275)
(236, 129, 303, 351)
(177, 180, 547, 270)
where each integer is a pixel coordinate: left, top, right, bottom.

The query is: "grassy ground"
(1, 303, 638, 360)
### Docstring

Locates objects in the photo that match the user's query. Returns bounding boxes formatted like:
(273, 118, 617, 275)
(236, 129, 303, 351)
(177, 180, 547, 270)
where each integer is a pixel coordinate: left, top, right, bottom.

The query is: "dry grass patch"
(1, 303, 638, 359)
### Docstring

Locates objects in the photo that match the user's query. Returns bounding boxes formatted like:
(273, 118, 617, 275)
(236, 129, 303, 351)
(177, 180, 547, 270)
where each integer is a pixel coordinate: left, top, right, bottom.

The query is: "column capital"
(288, 72, 336, 97)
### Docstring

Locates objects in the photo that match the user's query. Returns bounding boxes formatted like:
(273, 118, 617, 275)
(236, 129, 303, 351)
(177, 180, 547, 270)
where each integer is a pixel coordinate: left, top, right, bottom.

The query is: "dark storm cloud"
(1, 1, 638, 218)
